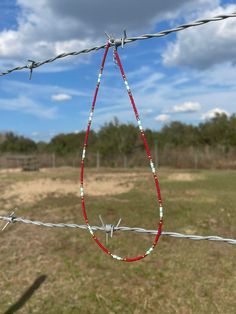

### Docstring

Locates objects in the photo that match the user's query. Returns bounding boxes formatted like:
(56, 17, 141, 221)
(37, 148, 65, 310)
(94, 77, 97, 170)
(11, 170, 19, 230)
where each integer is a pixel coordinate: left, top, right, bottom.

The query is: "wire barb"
(121, 30, 127, 48)
(99, 215, 122, 244)
(0, 214, 235, 245)
(105, 30, 127, 50)
(27, 60, 36, 80)
(1, 209, 17, 231)
(1, 12, 236, 77)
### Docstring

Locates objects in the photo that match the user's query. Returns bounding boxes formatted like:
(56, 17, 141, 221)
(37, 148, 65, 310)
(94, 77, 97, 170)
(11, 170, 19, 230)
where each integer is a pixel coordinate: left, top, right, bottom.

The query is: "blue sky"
(0, 0, 236, 141)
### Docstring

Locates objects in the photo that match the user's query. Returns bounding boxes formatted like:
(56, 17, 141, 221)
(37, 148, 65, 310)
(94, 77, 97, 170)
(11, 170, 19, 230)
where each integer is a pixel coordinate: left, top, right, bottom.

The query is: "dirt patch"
(0, 168, 21, 174)
(167, 172, 204, 182)
(1, 173, 139, 205)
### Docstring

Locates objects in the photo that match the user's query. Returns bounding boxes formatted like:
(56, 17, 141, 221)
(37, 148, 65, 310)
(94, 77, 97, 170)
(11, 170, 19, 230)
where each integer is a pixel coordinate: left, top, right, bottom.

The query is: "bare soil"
(167, 172, 204, 181)
(1, 172, 140, 206)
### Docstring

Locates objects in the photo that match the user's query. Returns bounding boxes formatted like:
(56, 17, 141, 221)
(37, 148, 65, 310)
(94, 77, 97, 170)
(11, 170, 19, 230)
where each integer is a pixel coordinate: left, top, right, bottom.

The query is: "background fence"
(1, 145, 236, 170)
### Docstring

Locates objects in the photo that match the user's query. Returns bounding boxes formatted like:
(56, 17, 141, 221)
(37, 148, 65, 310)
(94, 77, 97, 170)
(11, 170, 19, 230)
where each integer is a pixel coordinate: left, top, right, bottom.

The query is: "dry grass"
(166, 172, 205, 182)
(1, 170, 141, 207)
(0, 167, 235, 313)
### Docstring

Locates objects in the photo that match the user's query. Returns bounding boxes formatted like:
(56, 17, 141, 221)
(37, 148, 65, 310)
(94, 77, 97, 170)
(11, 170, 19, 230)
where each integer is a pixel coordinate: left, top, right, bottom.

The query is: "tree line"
(1, 113, 236, 158)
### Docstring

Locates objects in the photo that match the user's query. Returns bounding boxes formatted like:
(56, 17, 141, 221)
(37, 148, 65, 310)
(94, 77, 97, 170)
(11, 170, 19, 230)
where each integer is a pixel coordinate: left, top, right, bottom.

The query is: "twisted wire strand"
(1, 12, 236, 77)
(0, 216, 235, 245)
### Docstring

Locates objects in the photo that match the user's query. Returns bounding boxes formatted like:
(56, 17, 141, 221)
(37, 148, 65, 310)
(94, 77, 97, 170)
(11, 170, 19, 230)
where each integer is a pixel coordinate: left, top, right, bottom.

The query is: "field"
(0, 167, 235, 314)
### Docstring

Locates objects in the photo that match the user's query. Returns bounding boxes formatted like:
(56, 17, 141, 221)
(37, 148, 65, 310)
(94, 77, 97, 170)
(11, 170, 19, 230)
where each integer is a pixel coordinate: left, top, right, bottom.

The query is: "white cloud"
(0, 80, 89, 98)
(171, 101, 201, 113)
(163, 4, 236, 69)
(52, 93, 72, 102)
(30, 130, 56, 140)
(201, 107, 229, 120)
(0, 96, 57, 119)
(127, 66, 152, 79)
(142, 108, 153, 115)
(91, 62, 236, 130)
(31, 131, 39, 136)
(0, 0, 218, 70)
(196, 62, 236, 87)
(155, 114, 170, 122)
(132, 73, 165, 92)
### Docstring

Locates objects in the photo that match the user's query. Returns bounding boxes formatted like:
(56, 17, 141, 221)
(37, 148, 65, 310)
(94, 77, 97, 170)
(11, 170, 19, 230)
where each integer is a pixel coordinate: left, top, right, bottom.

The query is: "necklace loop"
(80, 42, 163, 262)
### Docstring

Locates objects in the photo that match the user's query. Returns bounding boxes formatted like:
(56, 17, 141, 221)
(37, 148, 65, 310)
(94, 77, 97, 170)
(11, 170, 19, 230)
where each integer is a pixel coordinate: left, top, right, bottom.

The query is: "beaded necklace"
(80, 42, 163, 262)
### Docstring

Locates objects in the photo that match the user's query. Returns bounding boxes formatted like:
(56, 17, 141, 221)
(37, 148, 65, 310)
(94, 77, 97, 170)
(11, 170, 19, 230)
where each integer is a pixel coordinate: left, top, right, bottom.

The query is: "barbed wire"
(1, 12, 236, 247)
(1, 12, 236, 77)
(0, 215, 235, 245)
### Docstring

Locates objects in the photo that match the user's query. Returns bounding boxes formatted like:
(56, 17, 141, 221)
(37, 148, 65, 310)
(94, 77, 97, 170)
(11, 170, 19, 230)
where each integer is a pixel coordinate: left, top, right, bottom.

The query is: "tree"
(98, 118, 140, 159)
(160, 121, 199, 147)
(199, 113, 230, 146)
(48, 131, 97, 155)
(0, 132, 37, 153)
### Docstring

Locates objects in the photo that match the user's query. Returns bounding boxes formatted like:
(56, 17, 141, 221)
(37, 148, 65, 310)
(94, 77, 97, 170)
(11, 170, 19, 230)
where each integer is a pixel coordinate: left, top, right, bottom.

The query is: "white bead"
(88, 225, 94, 235)
(124, 80, 130, 90)
(146, 247, 153, 255)
(89, 112, 93, 122)
(80, 187, 84, 197)
(98, 73, 102, 83)
(150, 161, 155, 173)
(160, 206, 163, 218)
(111, 254, 122, 260)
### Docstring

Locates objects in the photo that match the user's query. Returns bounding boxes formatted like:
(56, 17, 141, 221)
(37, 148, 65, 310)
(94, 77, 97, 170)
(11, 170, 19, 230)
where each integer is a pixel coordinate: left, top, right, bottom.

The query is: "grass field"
(0, 167, 235, 313)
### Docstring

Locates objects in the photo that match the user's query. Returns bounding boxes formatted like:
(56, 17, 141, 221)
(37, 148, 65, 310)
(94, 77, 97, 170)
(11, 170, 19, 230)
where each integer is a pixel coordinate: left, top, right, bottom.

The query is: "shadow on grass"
(4, 275, 47, 314)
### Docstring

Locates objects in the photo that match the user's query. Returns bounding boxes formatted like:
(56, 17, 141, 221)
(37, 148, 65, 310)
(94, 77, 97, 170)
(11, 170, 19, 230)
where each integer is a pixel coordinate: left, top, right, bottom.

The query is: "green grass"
(0, 167, 235, 313)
